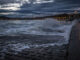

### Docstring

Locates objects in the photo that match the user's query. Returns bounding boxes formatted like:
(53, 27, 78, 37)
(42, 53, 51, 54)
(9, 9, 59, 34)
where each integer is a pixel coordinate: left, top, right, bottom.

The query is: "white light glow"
(0, 0, 30, 11)
(33, 0, 54, 4)
(0, 3, 22, 11)
(0, 0, 54, 11)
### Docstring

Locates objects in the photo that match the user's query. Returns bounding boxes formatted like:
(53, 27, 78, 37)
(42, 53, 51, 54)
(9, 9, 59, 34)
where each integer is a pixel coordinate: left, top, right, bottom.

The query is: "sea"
(0, 0, 79, 56)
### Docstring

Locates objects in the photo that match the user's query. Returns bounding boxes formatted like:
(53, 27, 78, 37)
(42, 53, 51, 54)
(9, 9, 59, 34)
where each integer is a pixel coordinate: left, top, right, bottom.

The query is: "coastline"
(0, 13, 80, 21)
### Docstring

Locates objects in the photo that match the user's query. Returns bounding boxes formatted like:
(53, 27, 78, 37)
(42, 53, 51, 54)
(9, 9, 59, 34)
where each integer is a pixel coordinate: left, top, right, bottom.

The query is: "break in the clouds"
(32, 0, 54, 4)
(0, 0, 54, 11)
(0, 0, 80, 16)
(0, 0, 54, 4)
(0, 0, 28, 11)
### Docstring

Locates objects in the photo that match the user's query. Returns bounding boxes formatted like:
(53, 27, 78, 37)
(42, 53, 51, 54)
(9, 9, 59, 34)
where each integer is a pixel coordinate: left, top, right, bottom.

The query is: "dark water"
(0, 0, 77, 49)
(0, 0, 77, 48)
(0, 1, 77, 59)
(0, 0, 80, 17)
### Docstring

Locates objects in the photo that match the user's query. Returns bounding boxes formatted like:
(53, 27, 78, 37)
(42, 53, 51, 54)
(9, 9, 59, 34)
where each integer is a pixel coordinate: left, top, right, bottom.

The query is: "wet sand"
(68, 22, 80, 60)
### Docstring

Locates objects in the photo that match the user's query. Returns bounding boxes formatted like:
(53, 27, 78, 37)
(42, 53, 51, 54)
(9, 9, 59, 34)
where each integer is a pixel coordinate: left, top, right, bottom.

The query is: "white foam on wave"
(0, 19, 60, 35)
(0, 19, 77, 53)
(60, 20, 77, 44)
(0, 19, 76, 37)
(8, 43, 30, 52)
(6, 42, 66, 52)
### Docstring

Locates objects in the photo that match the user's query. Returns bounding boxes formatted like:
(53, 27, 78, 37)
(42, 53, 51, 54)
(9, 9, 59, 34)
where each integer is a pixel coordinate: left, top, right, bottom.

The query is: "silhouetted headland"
(0, 11, 80, 21)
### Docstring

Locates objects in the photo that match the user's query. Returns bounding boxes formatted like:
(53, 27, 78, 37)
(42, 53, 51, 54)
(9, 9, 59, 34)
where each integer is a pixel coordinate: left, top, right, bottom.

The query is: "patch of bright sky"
(0, 3, 21, 11)
(0, 0, 30, 11)
(33, 0, 54, 4)
(0, 0, 54, 11)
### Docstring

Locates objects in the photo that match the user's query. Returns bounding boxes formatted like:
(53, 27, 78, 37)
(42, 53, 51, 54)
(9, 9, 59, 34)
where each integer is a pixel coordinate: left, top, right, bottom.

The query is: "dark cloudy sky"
(0, 0, 80, 17)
